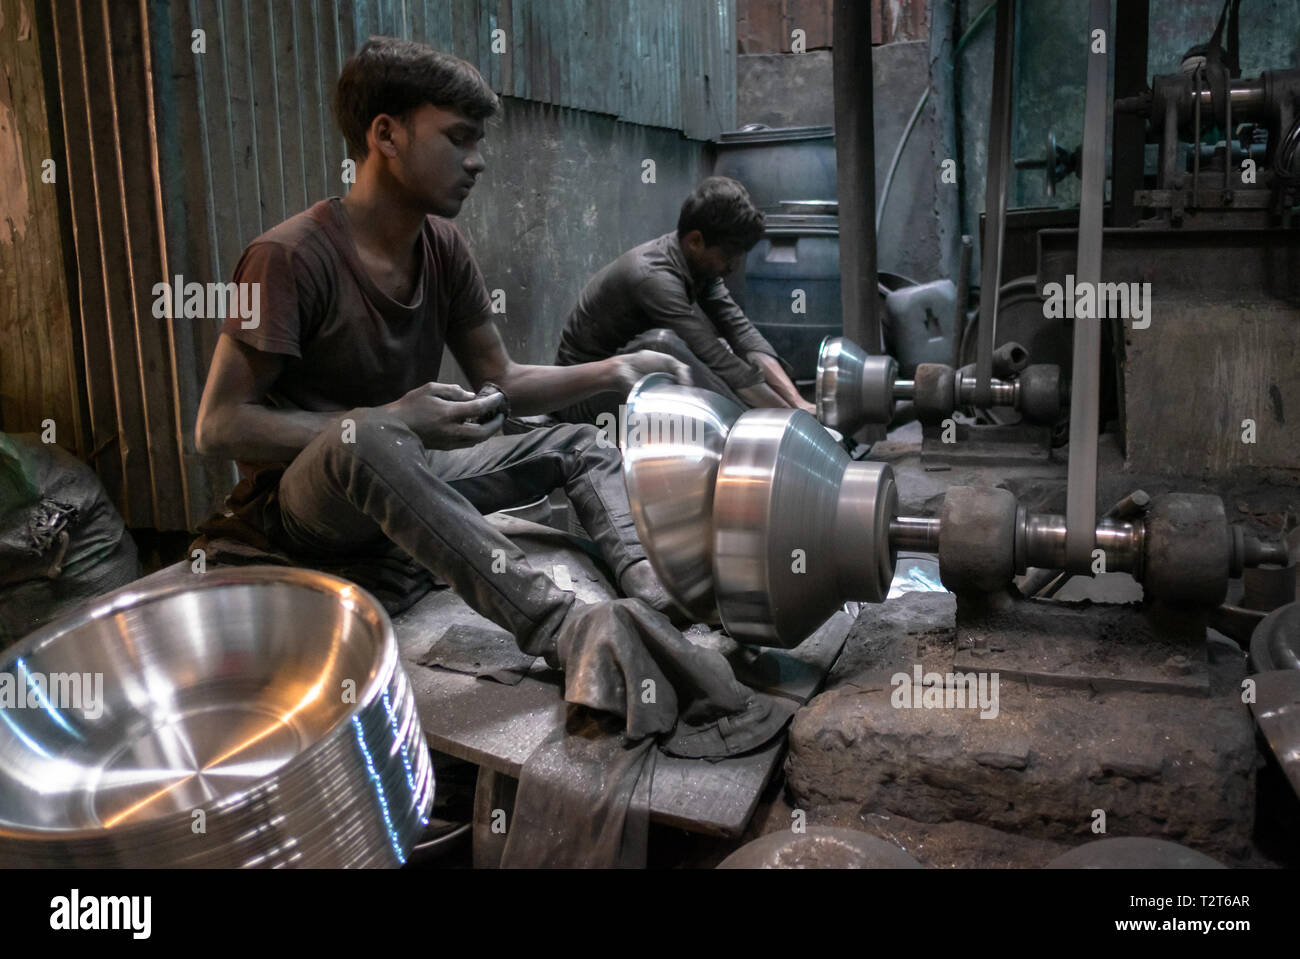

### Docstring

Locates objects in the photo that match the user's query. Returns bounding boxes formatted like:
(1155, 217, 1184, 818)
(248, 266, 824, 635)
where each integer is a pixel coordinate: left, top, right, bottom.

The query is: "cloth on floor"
(498, 598, 797, 868)
(418, 622, 539, 686)
(555, 598, 797, 757)
(500, 708, 655, 869)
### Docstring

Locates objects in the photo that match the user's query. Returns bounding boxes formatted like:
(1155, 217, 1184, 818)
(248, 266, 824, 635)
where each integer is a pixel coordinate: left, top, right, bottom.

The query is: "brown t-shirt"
(220, 197, 492, 416)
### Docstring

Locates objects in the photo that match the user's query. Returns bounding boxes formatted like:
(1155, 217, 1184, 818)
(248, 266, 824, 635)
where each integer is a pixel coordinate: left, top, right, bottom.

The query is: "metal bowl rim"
(0, 565, 403, 843)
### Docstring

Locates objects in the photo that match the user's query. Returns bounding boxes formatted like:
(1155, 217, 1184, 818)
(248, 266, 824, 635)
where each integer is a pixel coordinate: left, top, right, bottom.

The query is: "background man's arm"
(628, 274, 798, 409)
(699, 280, 814, 413)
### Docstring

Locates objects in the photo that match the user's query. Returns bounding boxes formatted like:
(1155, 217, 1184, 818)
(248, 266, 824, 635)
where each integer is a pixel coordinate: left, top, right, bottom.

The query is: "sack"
(0, 433, 139, 647)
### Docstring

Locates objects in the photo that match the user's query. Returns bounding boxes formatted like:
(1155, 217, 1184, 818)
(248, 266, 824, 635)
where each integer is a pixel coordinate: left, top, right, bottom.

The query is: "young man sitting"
(195, 37, 690, 663)
(552, 177, 814, 424)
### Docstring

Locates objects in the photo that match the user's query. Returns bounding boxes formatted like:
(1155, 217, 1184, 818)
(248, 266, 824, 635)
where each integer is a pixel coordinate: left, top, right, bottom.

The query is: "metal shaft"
(890, 374, 1019, 408)
(1193, 77, 1266, 120)
(1020, 513, 1144, 575)
(889, 517, 941, 552)
(957, 374, 1018, 407)
(892, 507, 1286, 581)
(889, 512, 1142, 572)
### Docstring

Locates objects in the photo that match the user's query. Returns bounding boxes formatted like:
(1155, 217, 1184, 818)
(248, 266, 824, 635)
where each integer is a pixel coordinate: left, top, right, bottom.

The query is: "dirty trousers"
(272, 408, 646, 660)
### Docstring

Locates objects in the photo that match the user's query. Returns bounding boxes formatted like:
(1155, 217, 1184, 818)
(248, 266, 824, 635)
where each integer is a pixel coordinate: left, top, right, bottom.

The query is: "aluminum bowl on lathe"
(622, 372, 745, 623)
(0, 566, 433, 868)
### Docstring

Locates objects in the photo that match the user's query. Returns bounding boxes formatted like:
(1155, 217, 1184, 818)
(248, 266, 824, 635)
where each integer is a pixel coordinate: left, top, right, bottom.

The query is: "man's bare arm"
(449, 320, 689, 417)
(195, 335, 340, 462)
(735, 379, 791, 409)
(196, 335, 510, 461)
(749, 351, 815, 413)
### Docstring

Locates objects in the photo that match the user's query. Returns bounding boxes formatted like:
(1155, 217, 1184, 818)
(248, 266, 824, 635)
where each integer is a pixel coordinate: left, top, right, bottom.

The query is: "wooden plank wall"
(0, 0, 87, 463)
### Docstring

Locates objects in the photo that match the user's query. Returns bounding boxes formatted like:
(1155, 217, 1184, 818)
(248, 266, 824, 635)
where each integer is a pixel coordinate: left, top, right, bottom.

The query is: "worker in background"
(552, 177, 815, 424)
(194, 37, 692, 665)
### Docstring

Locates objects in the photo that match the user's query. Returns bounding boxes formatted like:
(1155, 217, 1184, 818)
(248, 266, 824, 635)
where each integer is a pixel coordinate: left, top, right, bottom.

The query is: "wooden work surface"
(401, 655, 786, 837)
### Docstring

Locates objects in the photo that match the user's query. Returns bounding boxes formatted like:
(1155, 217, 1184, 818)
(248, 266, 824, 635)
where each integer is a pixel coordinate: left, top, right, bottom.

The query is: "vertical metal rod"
(1223, 71, 1233, 197)
(1193, 67, 1202, 205)
(973, 0, 1016, 409)
(953, 234, 973, 369)
(1109, 0, 1148, 227)
(832, 0, 880, 356)
(1064, 0, 1111, 573)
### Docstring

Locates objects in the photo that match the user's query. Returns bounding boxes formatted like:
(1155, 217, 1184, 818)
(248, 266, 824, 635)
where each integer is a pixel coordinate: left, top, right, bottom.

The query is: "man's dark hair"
(676, 177, 765, 251)
(335, 37, 499, 158)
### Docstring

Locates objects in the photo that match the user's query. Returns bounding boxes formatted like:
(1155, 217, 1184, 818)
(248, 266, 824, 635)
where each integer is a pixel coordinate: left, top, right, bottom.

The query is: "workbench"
(393, 514, 850, 848)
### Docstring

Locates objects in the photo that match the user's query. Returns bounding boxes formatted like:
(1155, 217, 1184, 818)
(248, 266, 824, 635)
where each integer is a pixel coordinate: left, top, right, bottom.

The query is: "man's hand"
(749, 351, 815, 414)
(736, 380, 790, 409)
(609, 350, 693, 395)
(383, 382, 506, 449)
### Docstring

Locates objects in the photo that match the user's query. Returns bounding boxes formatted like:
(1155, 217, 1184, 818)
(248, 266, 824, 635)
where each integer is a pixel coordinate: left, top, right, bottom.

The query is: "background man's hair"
(335, 36, 499, 158)
(676, 177, 765, 251)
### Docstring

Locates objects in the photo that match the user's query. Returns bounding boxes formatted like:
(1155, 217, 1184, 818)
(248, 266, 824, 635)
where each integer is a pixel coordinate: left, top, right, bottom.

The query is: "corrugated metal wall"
(39, 0, 735, 531)
(156, 0, 734, 287)
(46, 0, 218, 531)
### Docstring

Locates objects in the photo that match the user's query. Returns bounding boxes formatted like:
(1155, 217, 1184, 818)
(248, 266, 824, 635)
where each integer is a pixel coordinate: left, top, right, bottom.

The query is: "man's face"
(380, 104, 486, 217)
(683, 230, 746, 285)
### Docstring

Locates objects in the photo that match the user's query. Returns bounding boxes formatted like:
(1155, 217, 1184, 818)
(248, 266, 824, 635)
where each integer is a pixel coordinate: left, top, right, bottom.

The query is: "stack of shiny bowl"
(0, 566, 433, 868)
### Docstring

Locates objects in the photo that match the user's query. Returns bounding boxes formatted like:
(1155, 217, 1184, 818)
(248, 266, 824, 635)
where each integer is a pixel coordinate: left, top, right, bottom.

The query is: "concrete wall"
(441, 96, 711, 380)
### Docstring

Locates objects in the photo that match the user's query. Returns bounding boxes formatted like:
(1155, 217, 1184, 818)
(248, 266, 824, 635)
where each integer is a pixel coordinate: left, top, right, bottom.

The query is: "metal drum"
(743, 214, 842, 380)
(0, 566, 433, 868)
(712, 125, 836, 212)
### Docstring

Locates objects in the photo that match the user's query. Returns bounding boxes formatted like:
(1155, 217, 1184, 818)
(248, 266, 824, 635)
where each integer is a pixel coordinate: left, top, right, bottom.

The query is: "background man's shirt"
(554, 232, 785, 391)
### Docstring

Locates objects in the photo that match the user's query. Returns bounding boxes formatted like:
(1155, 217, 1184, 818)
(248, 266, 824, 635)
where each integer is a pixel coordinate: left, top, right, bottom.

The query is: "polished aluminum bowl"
(622, 373, 744, 622)
(713, 409, 898, 647)
(816, 335, 899, 433)
(0, 566, 433, 868)
(1252, 601, 1300, 672)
